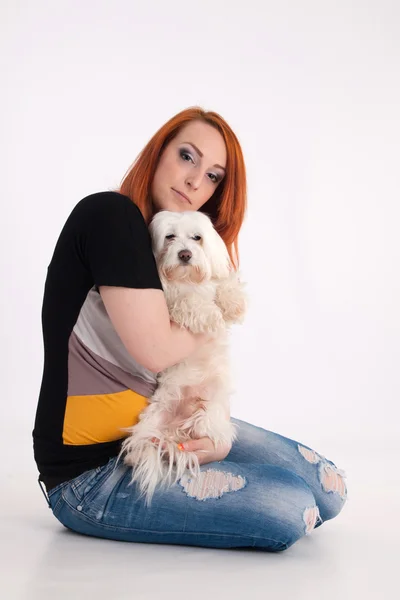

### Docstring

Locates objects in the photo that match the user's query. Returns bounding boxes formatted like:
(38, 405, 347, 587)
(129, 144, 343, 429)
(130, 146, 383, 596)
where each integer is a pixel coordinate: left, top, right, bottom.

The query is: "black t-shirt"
(33, 191, 163, 491)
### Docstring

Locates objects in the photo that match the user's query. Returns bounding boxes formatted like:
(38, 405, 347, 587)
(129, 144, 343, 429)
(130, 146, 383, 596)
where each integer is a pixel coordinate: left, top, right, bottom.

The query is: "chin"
(153, 188, 192, 213)
(119, 210, 248, 506)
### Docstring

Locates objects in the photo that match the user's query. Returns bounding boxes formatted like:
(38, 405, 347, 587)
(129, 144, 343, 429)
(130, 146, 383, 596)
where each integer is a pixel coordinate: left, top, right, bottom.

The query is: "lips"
(172, 188, 192, 204)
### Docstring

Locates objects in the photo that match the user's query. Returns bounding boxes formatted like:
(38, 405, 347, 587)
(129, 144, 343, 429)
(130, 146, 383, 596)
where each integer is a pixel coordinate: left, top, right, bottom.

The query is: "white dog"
(119, 210, 247, 505)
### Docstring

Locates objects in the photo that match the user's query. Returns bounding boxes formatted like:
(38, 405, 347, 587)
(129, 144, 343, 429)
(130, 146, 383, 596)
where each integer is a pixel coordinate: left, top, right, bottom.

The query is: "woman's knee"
(278, 486, 323, 549)
(296, 446, 348, 524)
(240, 464, 323, 551)
(263, 502, 322, 552)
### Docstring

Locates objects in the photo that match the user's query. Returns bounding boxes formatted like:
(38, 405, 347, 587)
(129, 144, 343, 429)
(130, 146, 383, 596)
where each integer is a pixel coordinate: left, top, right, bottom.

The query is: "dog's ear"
(149, 211, 172, 256)
(204, 227, 231, 280)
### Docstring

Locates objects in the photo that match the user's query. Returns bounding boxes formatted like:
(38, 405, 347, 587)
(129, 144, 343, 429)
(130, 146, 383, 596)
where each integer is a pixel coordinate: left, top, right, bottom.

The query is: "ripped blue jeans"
(45, 418, 348, 552)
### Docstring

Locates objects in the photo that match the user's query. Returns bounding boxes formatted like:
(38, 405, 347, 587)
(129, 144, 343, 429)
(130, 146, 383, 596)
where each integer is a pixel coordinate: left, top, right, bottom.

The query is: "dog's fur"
(119, 210, 247, 505)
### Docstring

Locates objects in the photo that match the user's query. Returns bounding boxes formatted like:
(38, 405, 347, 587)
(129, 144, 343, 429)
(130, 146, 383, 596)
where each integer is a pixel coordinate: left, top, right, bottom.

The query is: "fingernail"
(177, 443, 185, 451)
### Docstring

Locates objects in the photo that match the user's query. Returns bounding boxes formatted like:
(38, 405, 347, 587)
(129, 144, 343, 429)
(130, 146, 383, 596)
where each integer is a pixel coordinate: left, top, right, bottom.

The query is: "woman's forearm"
(150, 322, 208, 372)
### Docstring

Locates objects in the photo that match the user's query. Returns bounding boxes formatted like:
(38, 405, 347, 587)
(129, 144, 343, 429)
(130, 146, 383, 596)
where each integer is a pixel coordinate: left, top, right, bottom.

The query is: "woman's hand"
(152, 436, 231, 465)
(179, 437, 232, 465)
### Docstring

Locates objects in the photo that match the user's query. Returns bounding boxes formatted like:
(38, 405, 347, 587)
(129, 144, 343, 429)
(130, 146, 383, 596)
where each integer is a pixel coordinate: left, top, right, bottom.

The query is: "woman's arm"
(99, 286, 208, 373)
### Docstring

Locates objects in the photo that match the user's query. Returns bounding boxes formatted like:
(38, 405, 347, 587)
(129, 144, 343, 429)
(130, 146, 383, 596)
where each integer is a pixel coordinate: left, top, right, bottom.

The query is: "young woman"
(33, 107, 347, 552)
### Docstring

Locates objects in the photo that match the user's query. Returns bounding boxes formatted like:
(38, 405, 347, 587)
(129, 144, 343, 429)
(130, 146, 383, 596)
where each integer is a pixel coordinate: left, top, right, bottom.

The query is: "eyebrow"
(182, 141, 226, 172)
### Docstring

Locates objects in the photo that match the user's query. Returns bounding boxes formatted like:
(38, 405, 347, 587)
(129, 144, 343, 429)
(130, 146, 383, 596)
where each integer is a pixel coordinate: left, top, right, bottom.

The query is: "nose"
(186, 180, 199, 191)
(178, 249, 192, 263)
(185, 174, 201, 191)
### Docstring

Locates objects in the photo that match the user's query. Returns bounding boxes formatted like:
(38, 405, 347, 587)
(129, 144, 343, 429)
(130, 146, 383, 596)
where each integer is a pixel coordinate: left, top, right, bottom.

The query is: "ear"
(204, 228, 231, 280)
(148, 211, 171, 255)
(148, 212, 161, 247)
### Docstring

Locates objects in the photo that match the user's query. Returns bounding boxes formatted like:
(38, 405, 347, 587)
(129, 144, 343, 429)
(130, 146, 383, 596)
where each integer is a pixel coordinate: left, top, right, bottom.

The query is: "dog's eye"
(192, 235, 202, 241)
(165, 234, 175, 240)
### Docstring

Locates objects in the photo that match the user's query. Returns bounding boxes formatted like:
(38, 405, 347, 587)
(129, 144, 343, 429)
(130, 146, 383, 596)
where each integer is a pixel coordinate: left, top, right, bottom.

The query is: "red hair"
(118, 107, 247, 268)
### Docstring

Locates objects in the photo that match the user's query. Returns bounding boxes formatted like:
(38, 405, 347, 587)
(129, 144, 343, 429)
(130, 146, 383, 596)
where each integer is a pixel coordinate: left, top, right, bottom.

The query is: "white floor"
(1, 445, 397, 600)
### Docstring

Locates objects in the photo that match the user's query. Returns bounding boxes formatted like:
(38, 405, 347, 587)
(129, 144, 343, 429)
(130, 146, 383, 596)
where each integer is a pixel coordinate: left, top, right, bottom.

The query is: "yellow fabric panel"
(63, 389, 149, 446)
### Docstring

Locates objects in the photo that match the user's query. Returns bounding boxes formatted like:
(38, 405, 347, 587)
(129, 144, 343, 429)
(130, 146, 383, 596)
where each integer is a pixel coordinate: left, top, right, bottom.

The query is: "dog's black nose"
(178, 249, 192, 263)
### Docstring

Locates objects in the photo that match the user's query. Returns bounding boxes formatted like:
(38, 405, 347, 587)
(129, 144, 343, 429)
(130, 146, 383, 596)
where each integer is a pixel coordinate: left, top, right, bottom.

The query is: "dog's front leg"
(168, 294, 225, 333)
(215, 273, 247, 325)
(215, 272, 247, 325)
(181, 400, 238, 450)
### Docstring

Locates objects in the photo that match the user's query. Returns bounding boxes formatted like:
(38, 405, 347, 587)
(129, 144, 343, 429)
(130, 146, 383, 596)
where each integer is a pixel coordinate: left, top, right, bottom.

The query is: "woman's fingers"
(151, 436, 221, 466)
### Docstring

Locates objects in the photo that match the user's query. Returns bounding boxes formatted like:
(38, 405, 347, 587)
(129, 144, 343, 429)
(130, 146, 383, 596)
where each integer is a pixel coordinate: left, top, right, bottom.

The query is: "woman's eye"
(166, 234, 175, 240)
(192, 235, 202, 241)
(208, 173, 219, 183)
(180, 150, 194, 163)
(208, 172, 223, 185)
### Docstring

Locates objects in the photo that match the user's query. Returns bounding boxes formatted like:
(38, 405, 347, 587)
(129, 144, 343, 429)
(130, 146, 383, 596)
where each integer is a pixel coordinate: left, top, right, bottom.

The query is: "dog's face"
(149, 210, 231, 283)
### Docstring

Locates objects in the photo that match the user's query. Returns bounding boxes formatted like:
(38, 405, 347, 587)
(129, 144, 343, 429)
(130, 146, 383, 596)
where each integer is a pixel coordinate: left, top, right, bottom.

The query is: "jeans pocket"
(70, 458, 117, 505)
(70, 467, 103, 502)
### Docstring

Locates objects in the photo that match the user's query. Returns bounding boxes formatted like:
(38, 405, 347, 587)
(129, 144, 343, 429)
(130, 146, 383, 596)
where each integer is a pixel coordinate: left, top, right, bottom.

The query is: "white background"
(1, 1, 399, 599)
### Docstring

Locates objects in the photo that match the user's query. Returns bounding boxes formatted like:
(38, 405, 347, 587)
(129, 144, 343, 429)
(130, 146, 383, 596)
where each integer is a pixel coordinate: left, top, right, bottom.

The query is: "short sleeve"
(76, 192, 162, 290)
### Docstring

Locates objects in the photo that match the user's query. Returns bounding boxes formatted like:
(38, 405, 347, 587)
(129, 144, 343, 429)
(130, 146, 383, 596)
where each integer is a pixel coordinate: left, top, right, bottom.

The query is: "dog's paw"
(177, 405, 209, 439)
(168, 300, 200, 331)
(197, 305, 225, 333)
(168, 296, 225, 334)
(212, 419, 239, 446)
(215, 274, 247, 324)
(173, 307, 225, 334)
(180, 405, 238, 448)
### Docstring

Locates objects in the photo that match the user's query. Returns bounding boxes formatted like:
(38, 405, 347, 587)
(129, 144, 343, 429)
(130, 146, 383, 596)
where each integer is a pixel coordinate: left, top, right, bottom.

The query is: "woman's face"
(151, 120, 227, 212)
